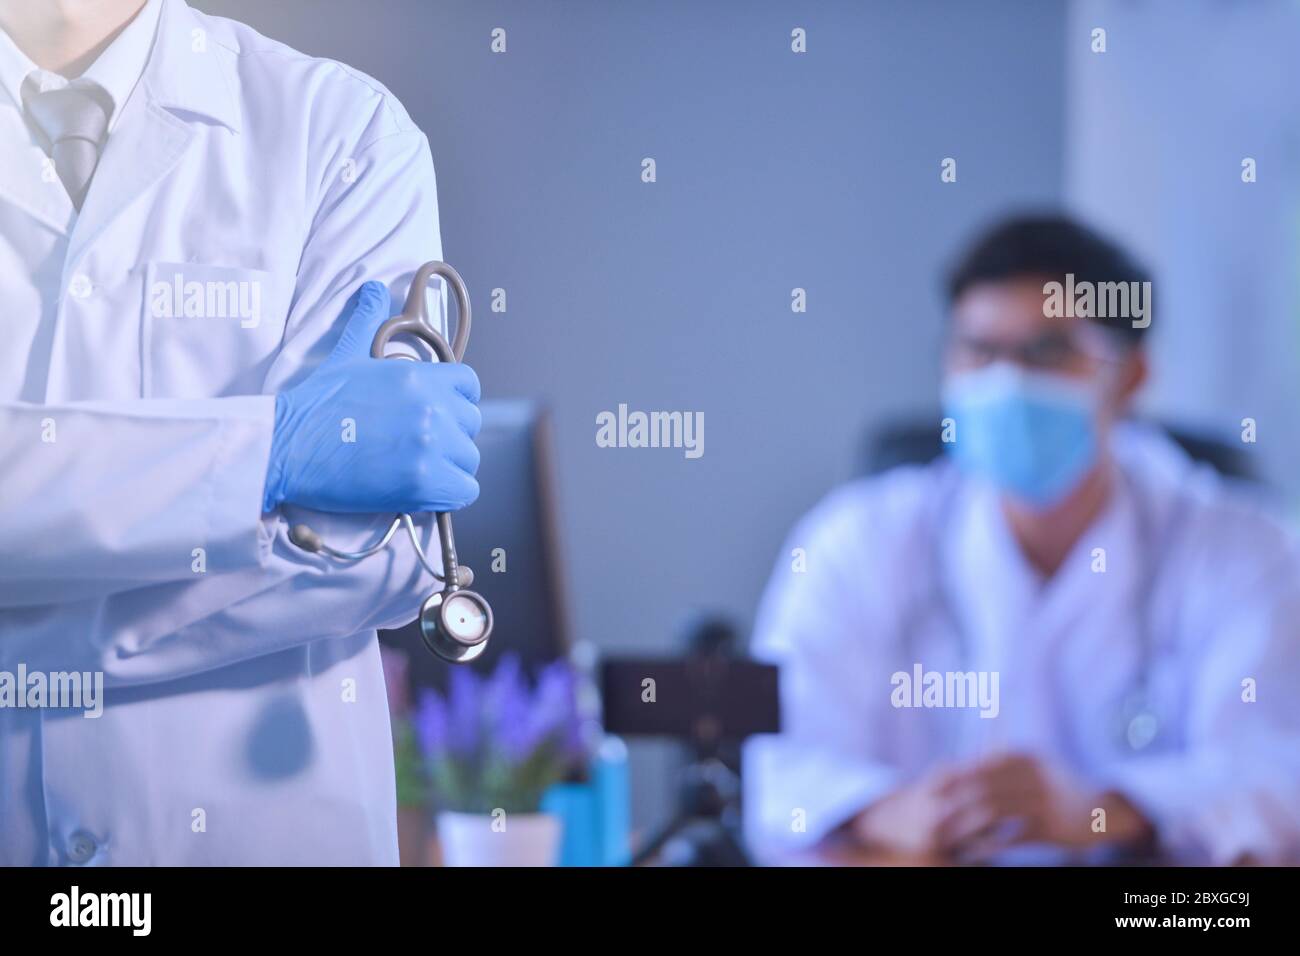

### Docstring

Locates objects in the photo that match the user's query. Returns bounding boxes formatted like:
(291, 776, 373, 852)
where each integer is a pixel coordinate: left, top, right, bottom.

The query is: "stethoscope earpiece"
(288, 262, 493, 664)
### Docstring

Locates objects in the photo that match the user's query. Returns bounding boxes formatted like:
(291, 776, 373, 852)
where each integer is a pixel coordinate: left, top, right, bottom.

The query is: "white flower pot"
(436, 811, 562, 867)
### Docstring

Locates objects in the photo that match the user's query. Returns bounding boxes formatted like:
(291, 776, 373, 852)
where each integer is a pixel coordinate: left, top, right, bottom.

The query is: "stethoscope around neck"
(916, 459, 1173, 754)
(288, 262, 494, 664)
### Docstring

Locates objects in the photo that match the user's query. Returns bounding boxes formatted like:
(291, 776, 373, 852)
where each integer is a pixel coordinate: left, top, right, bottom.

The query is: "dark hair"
(945, 213, 1152, 346)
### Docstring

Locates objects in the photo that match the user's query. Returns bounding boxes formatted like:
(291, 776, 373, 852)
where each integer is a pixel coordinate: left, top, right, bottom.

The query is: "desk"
(763, 837, 948, 867)
(767, 837, 1176, 867)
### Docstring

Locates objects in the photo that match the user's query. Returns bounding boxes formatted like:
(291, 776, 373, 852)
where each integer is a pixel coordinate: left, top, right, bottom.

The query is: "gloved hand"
(263, 281, 482, 515)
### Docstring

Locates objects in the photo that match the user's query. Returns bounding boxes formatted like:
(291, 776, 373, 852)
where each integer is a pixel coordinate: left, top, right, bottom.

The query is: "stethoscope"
(288, 262, 494, 664)
(913, 458, 1180, 753)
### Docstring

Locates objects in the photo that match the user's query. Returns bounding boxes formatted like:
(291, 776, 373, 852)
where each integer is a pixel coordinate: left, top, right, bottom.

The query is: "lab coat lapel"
(66, 97, 193, 271)
(65, 0, 241, 270)
(948, 480, 1039, 672)
(944, 480, 1039, 754)
(997, 476, 1139, 757)
(1035, 474, 1144, 694)
(0, 105, 74, 234)
(1032, 476, 1137, 655)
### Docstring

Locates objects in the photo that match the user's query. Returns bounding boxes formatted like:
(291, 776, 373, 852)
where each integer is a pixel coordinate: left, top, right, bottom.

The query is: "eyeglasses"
(946, 326, 1124, 373)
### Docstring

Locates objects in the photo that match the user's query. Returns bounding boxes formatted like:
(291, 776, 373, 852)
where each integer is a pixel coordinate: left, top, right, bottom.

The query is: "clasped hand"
(263, 281, 482, 515)
(853, 752, 1152, 862)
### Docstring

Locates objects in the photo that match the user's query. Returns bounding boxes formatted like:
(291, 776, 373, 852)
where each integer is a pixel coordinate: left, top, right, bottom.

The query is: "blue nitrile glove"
(262, 281, 482, 514)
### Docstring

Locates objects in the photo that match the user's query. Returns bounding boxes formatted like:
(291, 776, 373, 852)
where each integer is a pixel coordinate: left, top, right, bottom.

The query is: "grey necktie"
(23, 85, 110, 211)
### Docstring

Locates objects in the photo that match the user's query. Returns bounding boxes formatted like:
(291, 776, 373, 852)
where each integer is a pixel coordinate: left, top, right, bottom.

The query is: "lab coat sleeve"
(742, 485, 911, 856)
(10, 120, 453, 685)
(0, 397, 275, 608)
(91, 125, 448, 685)
(1102, 551, 1300, 865)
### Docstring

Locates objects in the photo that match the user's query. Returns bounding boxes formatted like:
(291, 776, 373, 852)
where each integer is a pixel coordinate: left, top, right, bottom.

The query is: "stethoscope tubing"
(287, 261, 491, 661)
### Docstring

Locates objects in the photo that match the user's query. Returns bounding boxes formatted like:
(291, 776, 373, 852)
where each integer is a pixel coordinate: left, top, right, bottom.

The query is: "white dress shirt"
(0, 0, 161, 135)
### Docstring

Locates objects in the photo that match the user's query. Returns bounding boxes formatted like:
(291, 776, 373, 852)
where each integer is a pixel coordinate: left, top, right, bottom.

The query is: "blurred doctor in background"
(745, 215, 1300, 865)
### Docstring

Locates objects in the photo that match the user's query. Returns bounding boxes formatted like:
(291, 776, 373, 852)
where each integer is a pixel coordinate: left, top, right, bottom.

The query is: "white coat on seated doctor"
(744, 216, 1300, 866)
(0, 0, 456, 864)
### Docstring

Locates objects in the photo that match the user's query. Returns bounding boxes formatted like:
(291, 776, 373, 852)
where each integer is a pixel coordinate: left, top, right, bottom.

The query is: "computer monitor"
(379, 400, 571, 685)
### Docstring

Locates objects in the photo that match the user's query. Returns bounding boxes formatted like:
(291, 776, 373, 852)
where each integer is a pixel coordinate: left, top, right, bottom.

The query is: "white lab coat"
(0, 0, 449, 864)
(744, 424, 1300, 865)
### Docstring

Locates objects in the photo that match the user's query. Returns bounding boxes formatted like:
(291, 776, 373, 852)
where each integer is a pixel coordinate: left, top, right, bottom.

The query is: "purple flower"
(445, 665, 483, 757)
(483, 654, 536, 764)
(527, 661, 586, 763)
(413, 656, 589, 813)
(482, 653, 527, 725)
(412, 688, 449, 758)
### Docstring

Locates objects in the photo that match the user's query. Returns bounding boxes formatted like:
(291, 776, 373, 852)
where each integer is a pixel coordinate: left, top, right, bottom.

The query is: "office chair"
(858, 417, 1256, 482)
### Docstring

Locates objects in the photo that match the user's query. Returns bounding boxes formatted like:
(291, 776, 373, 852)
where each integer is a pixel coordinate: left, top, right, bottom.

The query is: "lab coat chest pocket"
(143, 262, 291, 398)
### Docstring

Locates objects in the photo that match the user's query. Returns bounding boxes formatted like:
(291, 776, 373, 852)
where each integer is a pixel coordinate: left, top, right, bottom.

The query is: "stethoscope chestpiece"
(418, 587, 494, 664)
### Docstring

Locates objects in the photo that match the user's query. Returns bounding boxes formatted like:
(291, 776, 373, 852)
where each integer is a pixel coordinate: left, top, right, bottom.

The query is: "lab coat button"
(66, 831, 98, 864)
(68, 274, 93, 299)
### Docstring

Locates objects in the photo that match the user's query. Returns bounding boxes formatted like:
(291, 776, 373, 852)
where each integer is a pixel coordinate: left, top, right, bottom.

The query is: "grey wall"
(1066, 0, 1300, 497)
(196, 0, 1067, 832)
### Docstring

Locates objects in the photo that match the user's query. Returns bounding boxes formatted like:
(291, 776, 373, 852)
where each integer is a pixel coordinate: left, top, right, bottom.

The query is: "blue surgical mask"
(941, 362, 1100, 507)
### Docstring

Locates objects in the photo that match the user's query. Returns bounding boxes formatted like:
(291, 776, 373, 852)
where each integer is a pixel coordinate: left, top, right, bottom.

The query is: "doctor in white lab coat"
(744, 216, 1300, 866)
(0, 0, 460, 864)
